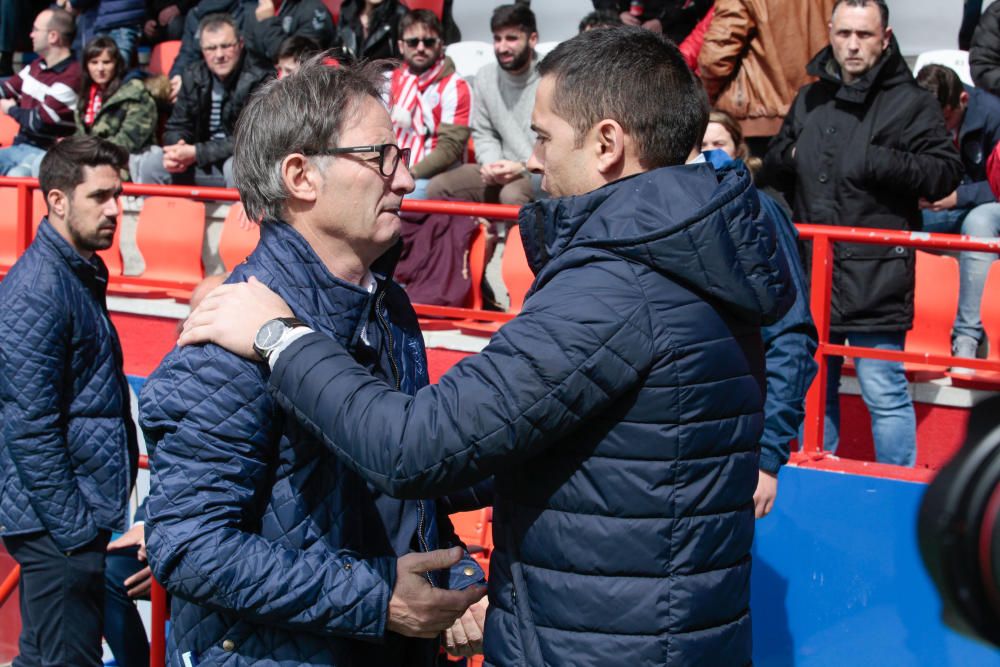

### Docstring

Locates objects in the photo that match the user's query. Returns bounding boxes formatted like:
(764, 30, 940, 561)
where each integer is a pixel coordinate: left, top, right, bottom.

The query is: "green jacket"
(75, 78, 156, 154)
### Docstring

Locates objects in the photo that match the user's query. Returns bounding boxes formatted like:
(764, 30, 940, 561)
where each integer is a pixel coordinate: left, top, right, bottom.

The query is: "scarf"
(84, 83, 103, 128)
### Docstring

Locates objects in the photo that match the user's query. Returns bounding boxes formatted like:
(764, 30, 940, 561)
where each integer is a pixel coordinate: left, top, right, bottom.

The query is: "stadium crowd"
(0, 0, 998, 666)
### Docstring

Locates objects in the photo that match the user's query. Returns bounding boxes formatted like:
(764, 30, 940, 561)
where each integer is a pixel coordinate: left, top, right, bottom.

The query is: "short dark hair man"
(275, 34, 322, 77)
(130, 13, 272, 188)
(0, 136, 139, 666)
(764, 0, 963, 465)
(0, 8, 80, 176)
(389, 9, 471, 199)
(916, 63, 1000, 369)
(181, 27, 794, 665)
(139, 58, 486, 665)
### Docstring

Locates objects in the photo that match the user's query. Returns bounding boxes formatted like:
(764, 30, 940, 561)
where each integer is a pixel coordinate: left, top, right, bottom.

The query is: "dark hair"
(234, 54, 387, 222)
(38, 136, 128, 202)
(916, 64, 964, 110)
(276, 34, 322, 64)
(399, 9, 443, 38)
(832, 0, 889, 30)
(46, 8, 76, 47)
(77, 36, 125, 117)
(491, 4, 537, 35)
(578, 10, 622, 33)
(538, 25, 708, 168)
(198, 12, 241, 43)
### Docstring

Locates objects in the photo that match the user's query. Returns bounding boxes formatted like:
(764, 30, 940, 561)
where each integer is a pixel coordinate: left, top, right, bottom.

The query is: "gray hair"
(197, 12, 240, 44)
(233, 55, 386, 222)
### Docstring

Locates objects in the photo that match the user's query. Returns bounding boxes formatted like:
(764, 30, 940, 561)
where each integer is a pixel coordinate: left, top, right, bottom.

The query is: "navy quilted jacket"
(93, 0, 147, 31)
(140, 221, 483, 666)
(267, 163, 794, 666)
(0, 219, 138, 551)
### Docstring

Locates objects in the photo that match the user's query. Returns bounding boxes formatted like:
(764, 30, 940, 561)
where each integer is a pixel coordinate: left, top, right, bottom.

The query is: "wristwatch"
(253, 317, 307, 361)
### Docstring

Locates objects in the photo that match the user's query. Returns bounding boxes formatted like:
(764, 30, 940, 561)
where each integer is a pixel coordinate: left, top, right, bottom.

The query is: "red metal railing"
(3, 178, 1000, 666)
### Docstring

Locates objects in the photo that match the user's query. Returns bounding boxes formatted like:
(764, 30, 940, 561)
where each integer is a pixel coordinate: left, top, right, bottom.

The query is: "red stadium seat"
(401, 0, 443, 19)
(133, 196, 205, 300)
(0, 114, 18, 148)
(901, 250, 959, 381)
(0, 186, 20, 272)
(949, 260, 1000, 389)
(457, 224, 533, 336)
(147, 40, 181, 77)
(218, 202, 259, 272)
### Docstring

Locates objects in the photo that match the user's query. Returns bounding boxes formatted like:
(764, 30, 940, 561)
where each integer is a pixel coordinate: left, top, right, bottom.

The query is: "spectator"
(92, 0, 147, 67)
(0, 136, 139, 667)
(139, 57, 486, 665)
(592, 0, 713, 43)
(338, 0, 408, 61)
(764, 0, 963, 466)
(426, 3, 541, 309)
(0, 8, 80, 177)
(578, 9, 622, 33)
(916, 64, 1000, 368)
(962, 0, 984, 51)
(971, 1, 1000, 98)
(131, 13, 271, 188)
(700, 111, 819, 518)
(245, 0, 336, 65)
(168, 0, 255, 102)
(0, 0, 47, 77)
(180, 26, 794, 667)
(677, 4, 712, 70)
(75, 36, 157, 157)
(390, 9, 471, 199)
(144, 0, 200, 43)
(699, 0, 838, 151)
(275, 34, 322, 77)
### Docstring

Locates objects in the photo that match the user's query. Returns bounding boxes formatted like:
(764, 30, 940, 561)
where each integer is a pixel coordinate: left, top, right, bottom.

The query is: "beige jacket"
(699, 0, 837, 136)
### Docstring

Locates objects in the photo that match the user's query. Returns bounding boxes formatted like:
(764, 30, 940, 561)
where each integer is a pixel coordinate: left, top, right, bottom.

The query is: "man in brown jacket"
(698, 0, 837, 145)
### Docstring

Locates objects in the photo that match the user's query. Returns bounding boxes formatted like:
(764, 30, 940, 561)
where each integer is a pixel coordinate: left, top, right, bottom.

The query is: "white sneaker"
(951, 335, 979, 374)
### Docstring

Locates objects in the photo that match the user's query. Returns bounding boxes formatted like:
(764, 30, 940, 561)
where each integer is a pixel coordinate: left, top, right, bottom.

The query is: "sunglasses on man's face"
(402, 37, 440, 49)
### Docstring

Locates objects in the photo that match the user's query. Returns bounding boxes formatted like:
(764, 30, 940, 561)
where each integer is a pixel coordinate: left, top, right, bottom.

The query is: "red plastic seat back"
(465, 222, 486, 309)
(148, 40, 181, 77)
(322, 0, 343, 23)
(400, 0, 443, 18)
(134, 196, 205, 285)
(983, 261, 1000, 361)
(0, 114, 19, 148)
(905, 250, 959, 356)
(0, 186, 19, 271)
(502, 224, 534, 313)
(218, 202, 260, 272)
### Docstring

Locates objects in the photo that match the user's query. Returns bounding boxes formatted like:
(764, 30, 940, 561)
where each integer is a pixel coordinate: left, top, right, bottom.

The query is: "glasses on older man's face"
(306, 144, 411, 177)
(402, 37, 440, 49)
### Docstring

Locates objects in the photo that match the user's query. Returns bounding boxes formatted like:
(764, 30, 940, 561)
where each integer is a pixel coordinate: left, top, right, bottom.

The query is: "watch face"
(255, 319, 286, 351)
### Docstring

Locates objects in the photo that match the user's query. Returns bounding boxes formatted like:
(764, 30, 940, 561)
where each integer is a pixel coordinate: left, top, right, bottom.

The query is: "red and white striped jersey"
(389, 57, 472, 168)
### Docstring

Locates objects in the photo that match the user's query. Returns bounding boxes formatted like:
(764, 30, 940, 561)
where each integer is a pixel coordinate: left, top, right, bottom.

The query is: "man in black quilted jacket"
(0, 136, 140, 666)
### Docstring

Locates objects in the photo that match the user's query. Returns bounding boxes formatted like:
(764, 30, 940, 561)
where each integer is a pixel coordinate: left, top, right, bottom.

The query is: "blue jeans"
(99, 26, 142, 67)
(104, 545, 149, 667)
(0, 142, 45, 176)
(922, 204, 1000, 342)
(825, 331, 916, 467)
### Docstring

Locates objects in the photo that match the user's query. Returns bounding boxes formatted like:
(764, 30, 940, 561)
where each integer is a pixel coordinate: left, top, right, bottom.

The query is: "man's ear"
(593, 119, 626, 176)
(528, 31, 538, 50)
(46, 188, 68, 221)
(281, 153, 321, 205)
(882, 26, 893, 51)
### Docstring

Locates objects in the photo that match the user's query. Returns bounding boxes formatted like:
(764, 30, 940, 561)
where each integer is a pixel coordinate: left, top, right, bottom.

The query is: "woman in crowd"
(75, 36, 156, 159)
(702, 109, 763, 175)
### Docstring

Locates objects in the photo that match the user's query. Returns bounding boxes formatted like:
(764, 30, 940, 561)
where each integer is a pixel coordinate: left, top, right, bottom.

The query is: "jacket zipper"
(374, 288, 434, 584)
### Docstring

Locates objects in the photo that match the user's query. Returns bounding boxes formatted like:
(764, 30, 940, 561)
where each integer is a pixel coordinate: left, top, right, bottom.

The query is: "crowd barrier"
(2, 177, 1000, 666)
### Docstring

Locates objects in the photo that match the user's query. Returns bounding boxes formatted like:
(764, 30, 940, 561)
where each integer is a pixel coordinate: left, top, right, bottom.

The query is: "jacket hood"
(807, 35, 913, 105)
(519, 162, 792, 324)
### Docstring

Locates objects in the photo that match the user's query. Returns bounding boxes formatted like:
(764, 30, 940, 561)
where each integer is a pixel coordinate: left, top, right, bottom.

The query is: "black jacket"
(971, 1, 1000, 95)
(245, 0, 337, 64)
(765, 39, 963, 333)
(165, 54, 272, 167)
(955, 85, 1000, 208)
(592, 0, 713, 43)
(338, 0, 408, 62)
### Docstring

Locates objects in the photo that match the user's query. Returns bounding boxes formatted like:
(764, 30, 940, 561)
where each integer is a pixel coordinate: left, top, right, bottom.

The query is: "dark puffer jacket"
(166, 54, 272, 167)
(93, 0, 147, 31)
(338, 0, 408, 61)
(765, 39, 962, 333)
(265, 163, 793, 666)
(0, 220, 138, 551)
(245, 0, 337, 64)
(971, 1, 1000, 96)
(140, 221, 483, 666)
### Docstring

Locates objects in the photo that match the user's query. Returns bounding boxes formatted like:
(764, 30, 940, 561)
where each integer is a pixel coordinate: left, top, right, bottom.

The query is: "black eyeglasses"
(402, 37, 439, 48)
(305, 144, 411, 177)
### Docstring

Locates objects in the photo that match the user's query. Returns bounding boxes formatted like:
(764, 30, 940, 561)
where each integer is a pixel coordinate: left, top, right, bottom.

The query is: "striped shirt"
(389, 58, 472, 169)
(0, 56, 81, 149)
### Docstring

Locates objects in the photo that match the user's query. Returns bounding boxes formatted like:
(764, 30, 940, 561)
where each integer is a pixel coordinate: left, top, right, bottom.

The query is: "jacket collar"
(808, 35, 911, 105)
(959, 85, 993, 145)
(35, 217, 109, 291)
(245, 221, 400, 349)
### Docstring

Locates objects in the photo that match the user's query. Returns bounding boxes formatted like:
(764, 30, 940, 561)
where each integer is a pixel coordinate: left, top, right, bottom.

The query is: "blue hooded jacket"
(266, 163, 793, 666)
(140, 221, 483, 666)
(0, 219, 138, 551)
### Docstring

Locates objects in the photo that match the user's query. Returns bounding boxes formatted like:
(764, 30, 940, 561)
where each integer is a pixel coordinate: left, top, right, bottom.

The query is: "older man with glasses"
(130, 12, 271, 188)
(138, 56, 487, 666)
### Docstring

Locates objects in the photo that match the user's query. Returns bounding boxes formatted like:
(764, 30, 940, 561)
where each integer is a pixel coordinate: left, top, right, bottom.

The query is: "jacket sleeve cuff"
(956, 182, 995, 208)
(758, 446, 787, 474)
